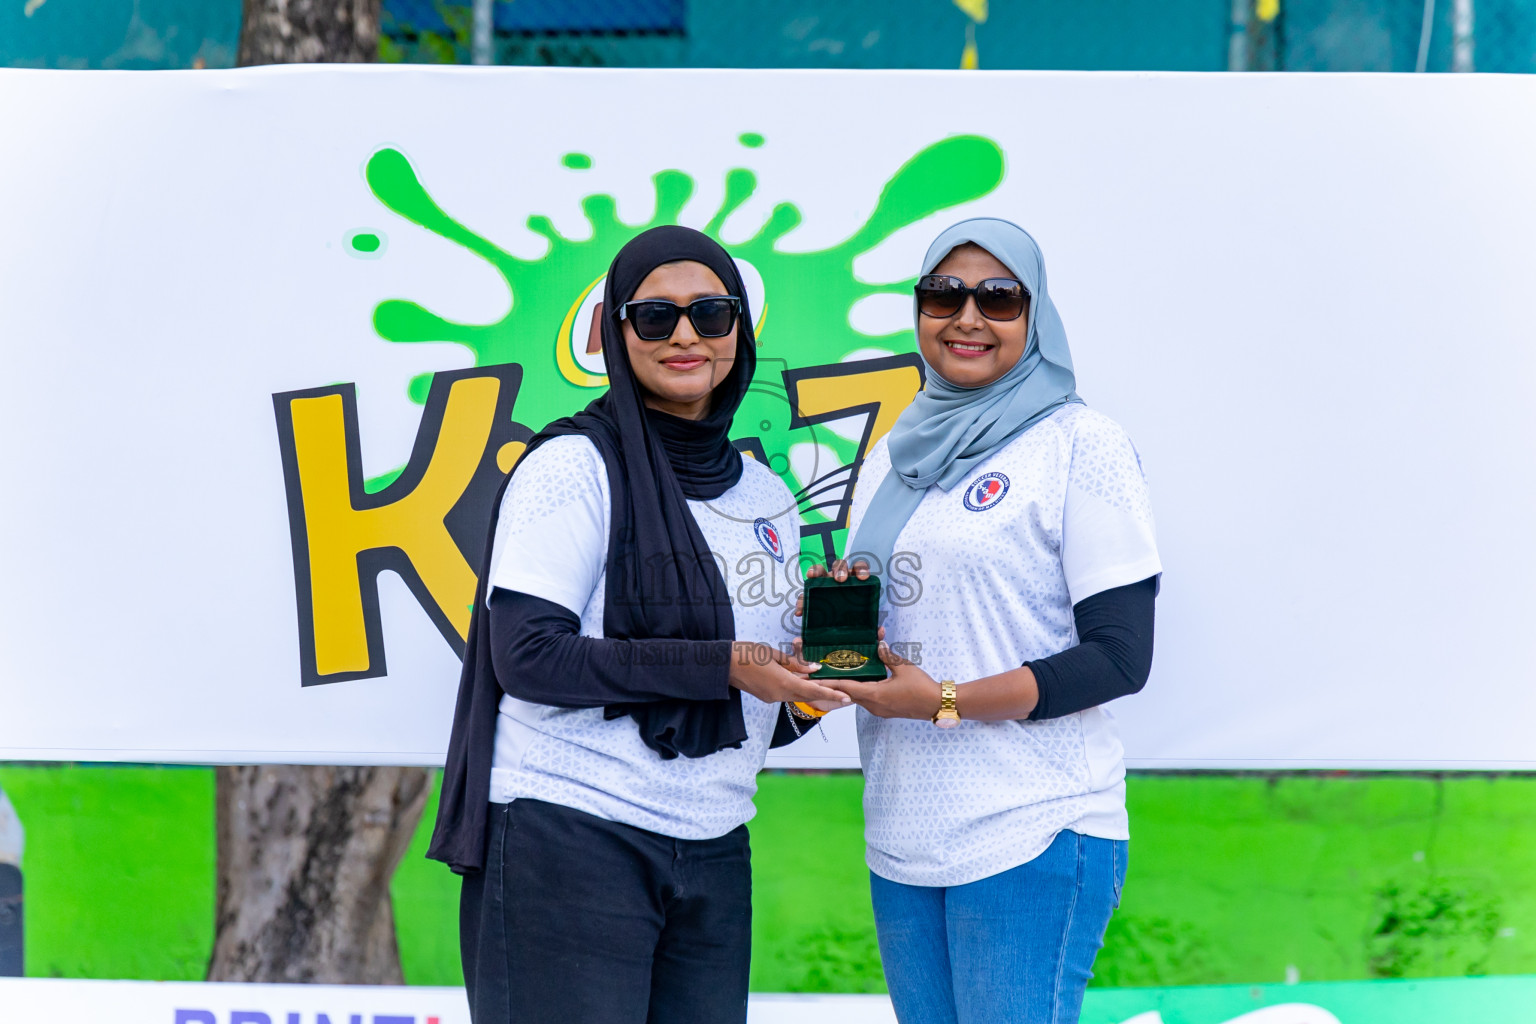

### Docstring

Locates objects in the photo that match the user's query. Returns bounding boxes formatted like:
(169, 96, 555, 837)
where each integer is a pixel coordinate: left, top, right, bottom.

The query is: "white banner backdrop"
(2, 67, 1535, 769)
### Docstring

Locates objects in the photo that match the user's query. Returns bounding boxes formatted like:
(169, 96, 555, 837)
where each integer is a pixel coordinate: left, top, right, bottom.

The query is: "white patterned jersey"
(484, 435, 802, 840)
(848, 404, 1161, 886)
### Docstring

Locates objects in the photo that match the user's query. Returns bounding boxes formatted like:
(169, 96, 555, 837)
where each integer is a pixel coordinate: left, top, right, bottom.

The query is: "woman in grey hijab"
(814, 218, 1162, 1023)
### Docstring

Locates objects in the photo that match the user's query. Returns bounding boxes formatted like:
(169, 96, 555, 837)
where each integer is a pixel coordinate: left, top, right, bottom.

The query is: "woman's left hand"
(838, 642, 943, 720)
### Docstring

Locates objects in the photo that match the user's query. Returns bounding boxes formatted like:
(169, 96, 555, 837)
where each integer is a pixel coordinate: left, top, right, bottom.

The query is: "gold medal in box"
(802, 575, 887, 681)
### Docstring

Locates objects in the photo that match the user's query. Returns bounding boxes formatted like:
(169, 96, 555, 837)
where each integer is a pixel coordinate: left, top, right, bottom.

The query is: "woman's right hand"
(793, 558, 874, 619)
(729, 641, 852, 707)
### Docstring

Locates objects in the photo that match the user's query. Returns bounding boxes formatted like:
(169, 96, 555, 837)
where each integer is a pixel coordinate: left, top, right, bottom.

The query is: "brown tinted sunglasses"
(915, 274, 1029, 322)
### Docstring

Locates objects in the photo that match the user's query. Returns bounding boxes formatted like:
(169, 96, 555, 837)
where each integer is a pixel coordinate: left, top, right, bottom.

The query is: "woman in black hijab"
(429, 226, 848, 1023)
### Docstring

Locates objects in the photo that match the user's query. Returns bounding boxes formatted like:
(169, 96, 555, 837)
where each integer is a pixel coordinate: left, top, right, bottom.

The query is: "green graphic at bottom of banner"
(1080, 974, 1536, 1023)
(3, 765, 1536, 1016)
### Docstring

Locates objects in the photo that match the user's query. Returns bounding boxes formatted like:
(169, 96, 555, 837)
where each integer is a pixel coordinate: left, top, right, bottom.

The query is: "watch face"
(935, 714, 960, 729)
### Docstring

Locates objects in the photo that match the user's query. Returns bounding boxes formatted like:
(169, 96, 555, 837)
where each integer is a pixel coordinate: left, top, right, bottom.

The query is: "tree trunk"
(213, 0, 434, 987)
(0, 785, 22, 977)
(238, 0, 380, 66)
(209, 766, 430, 983)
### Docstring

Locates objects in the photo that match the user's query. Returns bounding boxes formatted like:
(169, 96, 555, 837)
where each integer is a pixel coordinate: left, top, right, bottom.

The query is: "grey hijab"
(846, 218, 1081, 575)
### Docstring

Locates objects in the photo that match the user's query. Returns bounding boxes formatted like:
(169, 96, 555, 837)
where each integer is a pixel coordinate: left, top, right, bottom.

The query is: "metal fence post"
(472, 0, 494, 66)
(1452, 0, 1475, 71)
(1229, 0, 1251, 70)
(1416, 0, 1437, 72)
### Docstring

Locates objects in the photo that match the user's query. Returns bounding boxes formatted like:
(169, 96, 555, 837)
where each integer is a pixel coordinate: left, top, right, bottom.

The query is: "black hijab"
(546, 225, 758, 753)
(428, 226, 757, 873)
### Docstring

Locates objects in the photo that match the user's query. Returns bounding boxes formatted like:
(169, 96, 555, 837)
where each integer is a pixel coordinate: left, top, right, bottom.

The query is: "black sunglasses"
(915, 275, 1029, 322)
(616, 296, 742, 342)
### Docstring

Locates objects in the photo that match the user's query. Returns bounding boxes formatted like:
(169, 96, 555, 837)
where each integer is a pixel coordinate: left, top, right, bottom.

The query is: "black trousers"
(460, 799, 753, 1024)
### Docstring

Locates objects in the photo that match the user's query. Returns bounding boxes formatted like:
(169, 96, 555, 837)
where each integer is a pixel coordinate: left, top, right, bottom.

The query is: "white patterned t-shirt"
(484, 434, 802, 840)
(847, 404, 1161, 886)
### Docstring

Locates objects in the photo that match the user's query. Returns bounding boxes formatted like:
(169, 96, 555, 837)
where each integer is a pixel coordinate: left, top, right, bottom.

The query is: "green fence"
(5, 0, 1534, 72)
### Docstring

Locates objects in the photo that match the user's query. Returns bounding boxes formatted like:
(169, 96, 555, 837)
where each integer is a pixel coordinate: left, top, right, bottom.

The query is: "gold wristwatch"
(932, 679, 961, 729)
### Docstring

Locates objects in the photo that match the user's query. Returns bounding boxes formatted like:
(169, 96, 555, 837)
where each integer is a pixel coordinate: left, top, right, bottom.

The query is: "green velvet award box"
(802, 575, 887, 681)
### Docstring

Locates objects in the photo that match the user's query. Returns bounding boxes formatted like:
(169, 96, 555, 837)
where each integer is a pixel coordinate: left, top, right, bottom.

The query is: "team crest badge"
(963, 472, 1010, 512)
(754, 517, 785, 561)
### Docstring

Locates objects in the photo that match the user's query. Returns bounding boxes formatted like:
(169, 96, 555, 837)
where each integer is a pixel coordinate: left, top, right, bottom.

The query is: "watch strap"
(932, 679, 960, 726)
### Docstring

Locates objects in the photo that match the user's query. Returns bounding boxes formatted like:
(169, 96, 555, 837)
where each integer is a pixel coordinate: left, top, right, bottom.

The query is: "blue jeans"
(869, 830, 1127, 1024)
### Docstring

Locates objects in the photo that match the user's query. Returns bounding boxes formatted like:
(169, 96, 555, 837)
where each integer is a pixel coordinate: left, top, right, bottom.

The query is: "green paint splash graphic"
(360, 135, 1005, 540)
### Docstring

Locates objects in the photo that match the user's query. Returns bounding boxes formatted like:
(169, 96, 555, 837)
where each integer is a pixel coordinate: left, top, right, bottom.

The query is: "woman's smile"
(661, 352, 709, 372)
(943, 339, 995, 358)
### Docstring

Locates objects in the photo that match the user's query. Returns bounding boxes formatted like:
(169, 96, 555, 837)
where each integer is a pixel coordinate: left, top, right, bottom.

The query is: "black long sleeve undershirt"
(488, 588, 809, 747)
(488, 588, 732, 708)
(1025, 575, 1157, 721)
